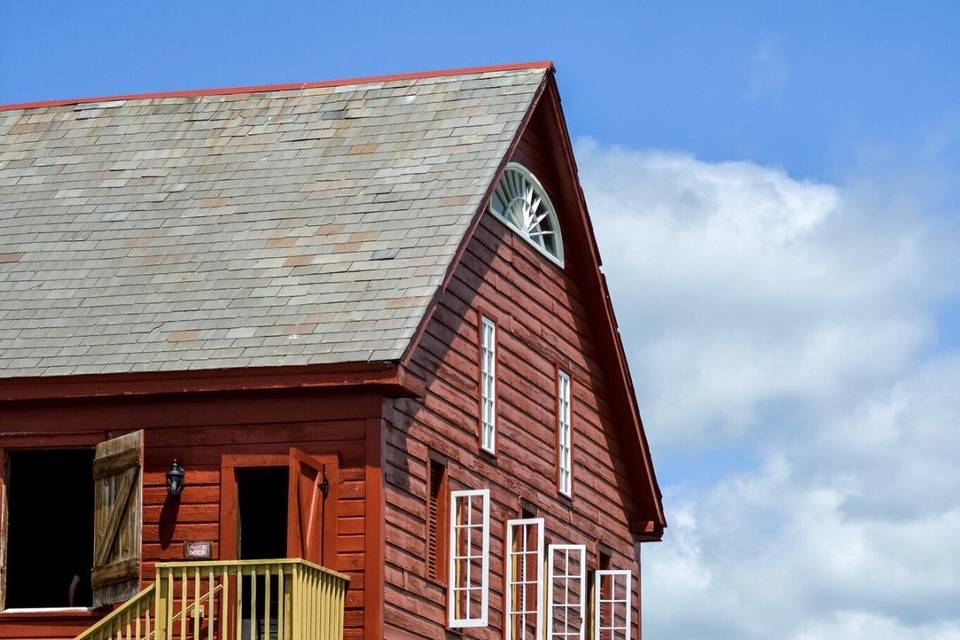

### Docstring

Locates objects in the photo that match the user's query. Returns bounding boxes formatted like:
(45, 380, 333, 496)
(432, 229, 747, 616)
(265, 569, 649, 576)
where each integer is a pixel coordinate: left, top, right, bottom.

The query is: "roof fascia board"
(0, 361, 424, 402)
(398, 70, 665, 533)
(538, 76, 666, 530)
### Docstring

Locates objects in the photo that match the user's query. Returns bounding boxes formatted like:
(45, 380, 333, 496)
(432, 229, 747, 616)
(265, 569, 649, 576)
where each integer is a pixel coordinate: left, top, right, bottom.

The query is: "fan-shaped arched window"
(489, 163, 564, 266)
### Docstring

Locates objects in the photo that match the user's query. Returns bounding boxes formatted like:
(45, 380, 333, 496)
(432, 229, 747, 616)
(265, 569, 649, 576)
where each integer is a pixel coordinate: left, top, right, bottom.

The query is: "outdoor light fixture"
(166, 460, 185, 496)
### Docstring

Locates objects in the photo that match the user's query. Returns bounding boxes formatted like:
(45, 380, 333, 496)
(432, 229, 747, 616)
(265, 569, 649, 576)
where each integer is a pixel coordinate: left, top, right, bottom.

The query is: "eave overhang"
(0, 360, 423, 403)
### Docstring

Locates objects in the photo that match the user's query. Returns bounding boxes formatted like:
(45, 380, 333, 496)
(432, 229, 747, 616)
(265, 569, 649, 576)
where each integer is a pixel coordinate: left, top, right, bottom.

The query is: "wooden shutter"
(426, 459, 448, 582)
(91, 430, 143, 607)
(286, 449, 337, 565)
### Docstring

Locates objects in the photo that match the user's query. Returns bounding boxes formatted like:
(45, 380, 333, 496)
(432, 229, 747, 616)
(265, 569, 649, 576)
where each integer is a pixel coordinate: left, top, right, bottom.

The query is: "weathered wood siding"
(383, 108, 644, 638)
(0, 389, 374, 640)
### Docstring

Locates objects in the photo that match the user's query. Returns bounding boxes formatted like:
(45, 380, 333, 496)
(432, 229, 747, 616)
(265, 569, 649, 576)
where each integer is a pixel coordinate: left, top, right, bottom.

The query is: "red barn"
(0, 62, 665, 640)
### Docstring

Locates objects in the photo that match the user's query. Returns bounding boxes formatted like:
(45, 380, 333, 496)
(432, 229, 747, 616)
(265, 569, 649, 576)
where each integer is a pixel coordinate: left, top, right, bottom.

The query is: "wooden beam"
(364, 416, 384, 640)
(0, 362, 420, 403)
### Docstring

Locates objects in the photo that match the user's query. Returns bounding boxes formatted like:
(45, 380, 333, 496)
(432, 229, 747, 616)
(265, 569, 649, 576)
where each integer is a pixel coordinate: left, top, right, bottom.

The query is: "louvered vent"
(427, 459, 447, 581)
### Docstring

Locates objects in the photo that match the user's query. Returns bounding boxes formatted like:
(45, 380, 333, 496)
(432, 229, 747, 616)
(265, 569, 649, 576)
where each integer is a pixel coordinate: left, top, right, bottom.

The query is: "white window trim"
(593, 569, 632, 640)
(488, 162, 565, 267)
(447, 489, 491, 628)
(557, 370, 573, 497)
(504, 518, 545, 640)
(480, 316, 496, 454)
(546, 544, 587, 640)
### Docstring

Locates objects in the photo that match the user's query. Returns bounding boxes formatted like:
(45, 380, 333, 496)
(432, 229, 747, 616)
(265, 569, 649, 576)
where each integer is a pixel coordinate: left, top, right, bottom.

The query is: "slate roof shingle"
(0, 66, 548, 377)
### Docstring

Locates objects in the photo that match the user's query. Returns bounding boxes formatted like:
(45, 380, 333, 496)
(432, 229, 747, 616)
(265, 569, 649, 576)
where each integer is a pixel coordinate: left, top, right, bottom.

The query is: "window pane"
(505, 518, 544, 640)
(593, 569, 632, 640)
(547, 544, 586, 639)
(558, 370, 572, 496)
(480, 317, 496, 453)
(448, 489, 490, 627)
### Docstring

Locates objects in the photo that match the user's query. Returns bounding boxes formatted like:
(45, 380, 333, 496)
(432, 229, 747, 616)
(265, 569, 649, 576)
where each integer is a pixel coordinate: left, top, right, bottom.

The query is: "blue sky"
(3, 3, 960, 638)
(3, 2, 959, 182)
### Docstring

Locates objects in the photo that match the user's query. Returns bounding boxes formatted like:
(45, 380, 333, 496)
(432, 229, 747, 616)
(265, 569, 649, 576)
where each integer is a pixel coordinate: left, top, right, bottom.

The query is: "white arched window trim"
(488, 162, 565, 267)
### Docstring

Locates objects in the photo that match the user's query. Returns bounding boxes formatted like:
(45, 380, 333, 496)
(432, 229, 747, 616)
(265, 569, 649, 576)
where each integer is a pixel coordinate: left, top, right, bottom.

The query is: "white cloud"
(576, 139, 960, 639)
(793, 612, 960, 640)
(577, 139, 951, 445)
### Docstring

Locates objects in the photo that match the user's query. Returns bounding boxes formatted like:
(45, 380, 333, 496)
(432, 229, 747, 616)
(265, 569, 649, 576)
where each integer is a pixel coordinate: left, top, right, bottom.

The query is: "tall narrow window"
(593, 570, 632, 640)
(427, 459, 449, 582)
(448, 489, 491, 628)
(557, 370, 573, 496)
(504, 518, 544, 640)
(547, 544, 587, 640)
(480, 316, 497, 453)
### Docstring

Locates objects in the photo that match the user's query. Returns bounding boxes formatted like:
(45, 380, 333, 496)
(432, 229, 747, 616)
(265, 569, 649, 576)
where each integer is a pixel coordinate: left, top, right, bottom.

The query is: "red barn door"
(286, 449, 338, 565)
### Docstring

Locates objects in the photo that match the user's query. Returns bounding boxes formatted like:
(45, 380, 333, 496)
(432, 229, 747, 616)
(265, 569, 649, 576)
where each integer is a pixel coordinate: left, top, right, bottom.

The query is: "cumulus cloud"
(577, 139, 952, 445)
(575, 139, 960, 639)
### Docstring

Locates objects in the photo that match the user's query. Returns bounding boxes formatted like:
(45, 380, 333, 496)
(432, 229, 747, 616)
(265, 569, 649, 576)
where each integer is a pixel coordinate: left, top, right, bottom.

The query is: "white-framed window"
(557, 370, 573, 496)
(546, 544, 587, 640)
(447, 489, 491, 628)
(504, 518, 544, 640)
(480, 316, 496, 453)
(489, 162, 565, 266)
(593, 569, 632, 640)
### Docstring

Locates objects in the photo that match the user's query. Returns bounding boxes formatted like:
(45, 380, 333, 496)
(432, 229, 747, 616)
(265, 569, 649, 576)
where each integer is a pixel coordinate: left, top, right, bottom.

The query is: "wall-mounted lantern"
(166, 460, 185, 497)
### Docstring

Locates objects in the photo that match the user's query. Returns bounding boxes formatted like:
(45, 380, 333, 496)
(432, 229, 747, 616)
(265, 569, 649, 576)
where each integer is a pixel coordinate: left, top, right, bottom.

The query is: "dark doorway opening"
(235, 467, 288, 639)
(236, 467, 288, 560)
(5, 449, 95, 609)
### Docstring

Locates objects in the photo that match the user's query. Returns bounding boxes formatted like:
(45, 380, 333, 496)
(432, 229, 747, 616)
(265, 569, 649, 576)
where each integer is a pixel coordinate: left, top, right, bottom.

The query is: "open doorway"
(220, 451, 338, 639)
(235, 466, 288, 640)
(236, 467, 288, 560)
(4, 449, 95, 609)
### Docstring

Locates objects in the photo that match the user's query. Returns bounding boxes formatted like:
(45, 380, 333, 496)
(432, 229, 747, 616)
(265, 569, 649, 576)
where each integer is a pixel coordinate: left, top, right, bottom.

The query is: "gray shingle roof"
(0, 66, 547, 377)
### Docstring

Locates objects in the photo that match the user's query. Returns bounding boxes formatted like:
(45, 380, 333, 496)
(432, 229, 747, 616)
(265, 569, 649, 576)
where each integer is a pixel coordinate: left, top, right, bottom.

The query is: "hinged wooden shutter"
(286, 449, 337, 565)
(91, 430, 143, 607)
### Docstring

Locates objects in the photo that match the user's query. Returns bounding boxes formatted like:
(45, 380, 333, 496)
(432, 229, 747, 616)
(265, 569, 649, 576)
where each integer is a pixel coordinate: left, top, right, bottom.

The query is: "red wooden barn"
(0, 62, 665, 640)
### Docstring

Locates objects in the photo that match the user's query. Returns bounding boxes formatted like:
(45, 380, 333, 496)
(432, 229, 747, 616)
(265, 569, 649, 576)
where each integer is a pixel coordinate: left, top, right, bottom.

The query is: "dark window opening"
(599, 545, 613, 571)
(426, 459, 447, 582)
(236, 467, 288, 560)
(521, 500, 538, 520)
(5, 449, 95, 609)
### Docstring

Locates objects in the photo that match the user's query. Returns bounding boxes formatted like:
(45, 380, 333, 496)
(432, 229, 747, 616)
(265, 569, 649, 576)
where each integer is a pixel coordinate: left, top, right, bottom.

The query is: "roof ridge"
(0, 60, 554, 113)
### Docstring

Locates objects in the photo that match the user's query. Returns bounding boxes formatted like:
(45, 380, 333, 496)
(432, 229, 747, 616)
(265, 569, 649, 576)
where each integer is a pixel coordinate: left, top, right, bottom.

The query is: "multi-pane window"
(488, 163, 565, 266)
(504, 518, 544, 640)
(447, 489, 491, 628)
(593, 569, 632, 640)
(557, 370, 573, 496)
(546, 544, 587, 640)
(480, 316, 497, 453)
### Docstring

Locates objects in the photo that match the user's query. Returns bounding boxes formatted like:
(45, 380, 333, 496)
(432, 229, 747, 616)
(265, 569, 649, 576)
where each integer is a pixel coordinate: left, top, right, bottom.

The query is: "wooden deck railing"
(75, 559, 349, 640)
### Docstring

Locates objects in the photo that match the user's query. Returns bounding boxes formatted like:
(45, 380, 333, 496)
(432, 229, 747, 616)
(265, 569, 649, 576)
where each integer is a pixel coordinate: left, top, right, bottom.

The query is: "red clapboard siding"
(384, 95, 644, 638)
(0, 388, 375, 640)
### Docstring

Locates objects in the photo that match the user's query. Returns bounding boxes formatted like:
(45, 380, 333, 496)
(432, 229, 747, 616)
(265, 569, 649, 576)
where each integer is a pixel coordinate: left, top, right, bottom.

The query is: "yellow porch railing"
(75, 559, 349, 640)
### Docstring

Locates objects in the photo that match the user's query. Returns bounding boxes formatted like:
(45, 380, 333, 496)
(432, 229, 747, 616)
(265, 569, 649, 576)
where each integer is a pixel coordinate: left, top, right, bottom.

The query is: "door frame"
(219, 454, 288, 561)
(219, 452, 339, 563)
(0, 443, 102, 613)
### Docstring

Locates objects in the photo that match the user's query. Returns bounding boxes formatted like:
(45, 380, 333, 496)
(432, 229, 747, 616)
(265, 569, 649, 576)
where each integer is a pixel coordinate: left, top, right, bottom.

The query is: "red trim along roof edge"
(0, 361, 426, 402)
(0, 60, 555, 113)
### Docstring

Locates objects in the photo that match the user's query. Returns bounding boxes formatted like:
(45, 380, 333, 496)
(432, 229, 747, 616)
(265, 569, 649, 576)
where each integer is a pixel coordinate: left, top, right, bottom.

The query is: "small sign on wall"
(183, 541, 213, 560)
